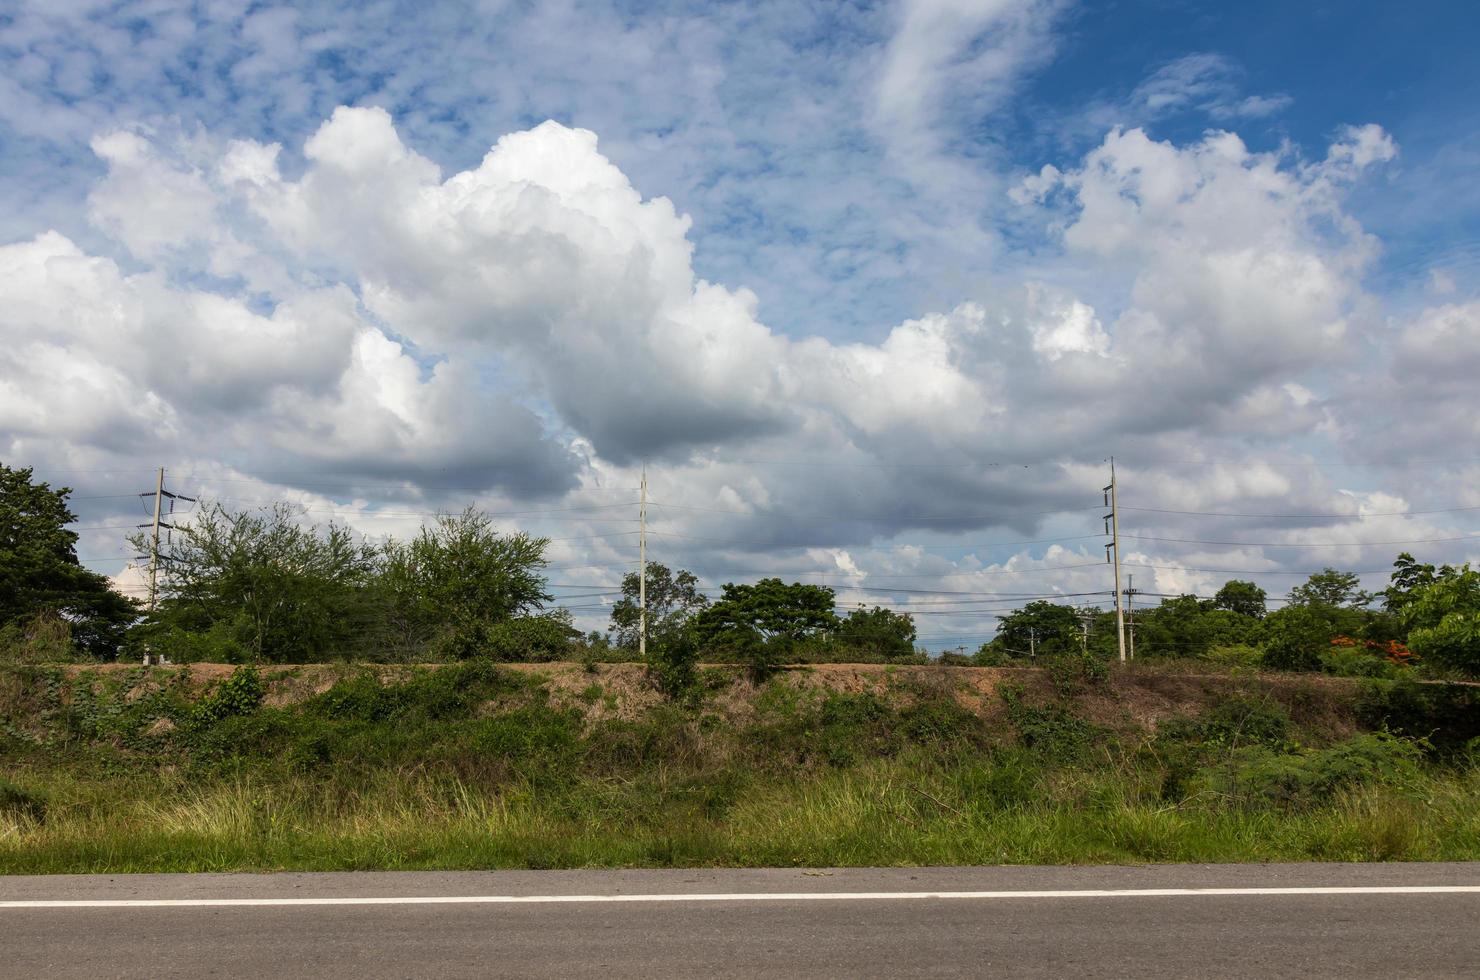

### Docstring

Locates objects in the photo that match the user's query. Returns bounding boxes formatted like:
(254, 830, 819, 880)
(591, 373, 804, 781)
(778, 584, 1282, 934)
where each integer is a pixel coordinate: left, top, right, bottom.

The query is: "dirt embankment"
(26, 660, 1370, 739)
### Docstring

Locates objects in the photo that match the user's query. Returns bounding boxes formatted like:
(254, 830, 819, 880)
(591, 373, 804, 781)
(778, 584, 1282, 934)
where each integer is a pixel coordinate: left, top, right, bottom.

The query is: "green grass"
(2, 663, 1478, 873)
(4, 762, 1478, 873)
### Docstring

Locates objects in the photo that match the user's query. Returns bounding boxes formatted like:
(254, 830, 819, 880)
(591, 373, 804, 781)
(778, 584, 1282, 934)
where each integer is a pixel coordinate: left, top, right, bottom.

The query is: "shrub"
(1046, 652, 1109, 696)
(0, 777, 46, 822)
(191, 666, 265, 726)
(1225, 732, 1423, 807)
(1201, 645, 1263, 669)
(999, 683, 1097, 761)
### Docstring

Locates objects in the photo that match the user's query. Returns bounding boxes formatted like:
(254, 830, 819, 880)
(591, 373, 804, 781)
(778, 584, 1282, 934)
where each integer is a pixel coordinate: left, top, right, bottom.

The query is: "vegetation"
(0, 464, 138, 661)
(975, 555, 1480, 681)
(2, 662, 1477, 872)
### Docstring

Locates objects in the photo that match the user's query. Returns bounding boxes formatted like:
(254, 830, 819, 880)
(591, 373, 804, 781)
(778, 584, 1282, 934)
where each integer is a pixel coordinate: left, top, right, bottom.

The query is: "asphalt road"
(3, 863, 1478, 978)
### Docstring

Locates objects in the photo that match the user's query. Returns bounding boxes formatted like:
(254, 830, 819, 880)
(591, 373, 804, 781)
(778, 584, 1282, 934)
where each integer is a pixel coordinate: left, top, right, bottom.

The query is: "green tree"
(380, 508, 553, 660)
(985, 601, 1082, 660)
(1257, 605, 1337, 671)
(1383, 552, 1439, 615)
(1288, 568, 1371, 609)
(608, 562, 709, 650)
(1212, 580, 1267, 619)
(0, 463, 138, 659)
(1400, 564, 1480, 677)
(1133, 595, 1259, 658)
(835, 605, 917, 660)
(135, 503, 378, 663)
(692, 578, 838, 666)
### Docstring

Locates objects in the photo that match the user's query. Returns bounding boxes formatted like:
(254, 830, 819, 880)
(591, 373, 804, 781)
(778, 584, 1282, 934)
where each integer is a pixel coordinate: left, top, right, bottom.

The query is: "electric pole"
(135, 467, 195, 666)
(147, 467, 164, 613)
(1125, 573, 1137, 660)
(138, 467, 195, 613)
(1104, 458, 1127, 663)
(638, 465, 647, 659)
(1028, 627, 1036, 660)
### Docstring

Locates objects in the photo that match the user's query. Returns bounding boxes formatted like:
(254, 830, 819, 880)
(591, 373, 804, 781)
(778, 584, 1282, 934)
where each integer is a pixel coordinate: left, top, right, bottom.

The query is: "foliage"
(1398, 564, 1480, 677)
(0, 777, 46, 823)
(0, 463, 138, 658)
(1211, 580, 1267, 618)
(1288, 567, 1372, 609)
(834, 605, 917, 660)
(1221, 733, 1423, 808)
(5, 663, 1480, 872)
(381, 508, 552, 659)
(1258, 604, 1361, 672)
(191, 666, 266, 726)
(1200, 644, 1264, 669)
(608, 562, 708, 650)
(480, 611, 579, 663)
(986, 601, 1082, 659)
(133, 503, 379, 663)
(692, 579, 838, 671)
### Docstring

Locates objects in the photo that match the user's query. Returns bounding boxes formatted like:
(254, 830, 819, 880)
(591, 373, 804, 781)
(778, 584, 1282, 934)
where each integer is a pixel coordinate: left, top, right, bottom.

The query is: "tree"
(1257, 605, 1335, 671)
(1383, 552, 1439, 615)
(608, 562, 709, 650)
(1399, 563, 1480, 677)
(136, 503, 378, 663)
(380, 508, 553, 660)
(986, 601, 1082, 659)
(0, 463, 138, 658)
(1212, 580, 1267, 619)
(1288, 568, 1371, 609)
(835, 605, 917, 659)
(691, 578, 838, 662)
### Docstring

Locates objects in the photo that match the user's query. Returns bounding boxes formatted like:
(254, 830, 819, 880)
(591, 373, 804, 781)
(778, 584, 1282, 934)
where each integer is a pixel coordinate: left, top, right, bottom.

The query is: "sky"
(2, 0, 1478, 648)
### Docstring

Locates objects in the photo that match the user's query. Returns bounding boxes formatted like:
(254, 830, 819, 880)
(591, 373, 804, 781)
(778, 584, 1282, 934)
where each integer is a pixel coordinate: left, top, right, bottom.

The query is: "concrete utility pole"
(638, 465, 647, 658)
(147, 467, 165, 614)
(1126, 573, 1137, 661)
(1105, 458, 1127, 663)
(136, 468, 195, 666)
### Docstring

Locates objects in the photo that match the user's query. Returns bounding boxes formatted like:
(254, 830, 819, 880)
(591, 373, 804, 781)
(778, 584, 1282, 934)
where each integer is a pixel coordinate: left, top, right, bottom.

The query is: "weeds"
(2, 664, 1478, 871)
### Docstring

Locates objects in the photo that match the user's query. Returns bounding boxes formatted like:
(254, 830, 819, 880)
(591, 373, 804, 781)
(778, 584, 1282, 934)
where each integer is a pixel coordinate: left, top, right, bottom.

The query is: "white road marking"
(2, 886, 1478, 909)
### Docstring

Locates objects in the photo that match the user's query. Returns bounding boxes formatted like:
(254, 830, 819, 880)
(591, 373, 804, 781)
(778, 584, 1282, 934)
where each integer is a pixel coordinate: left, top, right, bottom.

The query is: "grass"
(1, 662, 1478, 873)
(4, 762, 1478, 873)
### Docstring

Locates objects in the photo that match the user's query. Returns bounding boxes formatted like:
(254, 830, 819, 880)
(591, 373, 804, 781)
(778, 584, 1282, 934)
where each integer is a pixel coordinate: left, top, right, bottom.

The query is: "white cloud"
(5, 100, 1469, 640)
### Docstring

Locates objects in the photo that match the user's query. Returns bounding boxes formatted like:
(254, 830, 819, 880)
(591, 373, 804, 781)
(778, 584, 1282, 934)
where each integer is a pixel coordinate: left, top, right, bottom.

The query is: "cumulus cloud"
(6, 98, 1469, 640)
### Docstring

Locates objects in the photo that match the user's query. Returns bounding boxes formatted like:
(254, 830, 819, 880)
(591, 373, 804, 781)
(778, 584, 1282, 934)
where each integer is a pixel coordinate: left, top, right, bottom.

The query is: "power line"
(1123, 532, 1480, 548)
(1120, 504, 1480, 519)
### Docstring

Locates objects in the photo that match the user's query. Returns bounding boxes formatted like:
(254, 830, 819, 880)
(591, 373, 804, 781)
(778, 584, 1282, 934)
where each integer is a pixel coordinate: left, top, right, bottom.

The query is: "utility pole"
(638, 465, 647, 659)
(136, 467, 195, 666)
(1078, 608, 1094, 654)
(1125, 573, 1137, 661)
(147, 467, 164, 613)
(1104, 458, 1127, 663)
(1028, 627, 1036, 660)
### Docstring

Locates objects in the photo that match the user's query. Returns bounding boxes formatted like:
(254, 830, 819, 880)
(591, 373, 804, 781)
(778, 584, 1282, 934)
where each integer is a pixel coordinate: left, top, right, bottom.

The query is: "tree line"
(2, 462, 1477, 679)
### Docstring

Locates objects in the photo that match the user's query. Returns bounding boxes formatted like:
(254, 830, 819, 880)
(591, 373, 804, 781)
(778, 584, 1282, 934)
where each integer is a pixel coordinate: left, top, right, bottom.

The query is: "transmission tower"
(136, 467, 195, 613)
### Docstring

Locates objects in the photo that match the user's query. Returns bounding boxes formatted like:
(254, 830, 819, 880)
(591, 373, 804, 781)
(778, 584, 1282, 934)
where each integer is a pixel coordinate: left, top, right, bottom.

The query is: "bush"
(999, 683, 1098, 761)
(0, 777, 46, 822)
(647, 627, 699, 699)
(1356, 678, 1480, 756)
(1046, 652, 1109, 696)
(191, 666, 265, 726)
(1201, 645, 1263, 669)
(1225, 732, 1423, 807)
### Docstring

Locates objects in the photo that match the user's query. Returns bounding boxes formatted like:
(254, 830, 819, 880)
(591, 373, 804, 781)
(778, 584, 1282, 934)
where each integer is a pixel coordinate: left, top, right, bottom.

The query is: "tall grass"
(4, 760, 1478, 874)
(3, 664, 1478, 872)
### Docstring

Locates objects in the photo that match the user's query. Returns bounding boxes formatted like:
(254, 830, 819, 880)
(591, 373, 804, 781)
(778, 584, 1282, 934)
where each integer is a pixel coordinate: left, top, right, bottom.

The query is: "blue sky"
(2, 0, 1478, 640)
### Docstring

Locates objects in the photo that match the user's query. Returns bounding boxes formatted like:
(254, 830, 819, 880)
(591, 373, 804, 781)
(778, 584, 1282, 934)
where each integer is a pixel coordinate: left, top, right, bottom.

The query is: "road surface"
(3, 863, 1477, 978)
